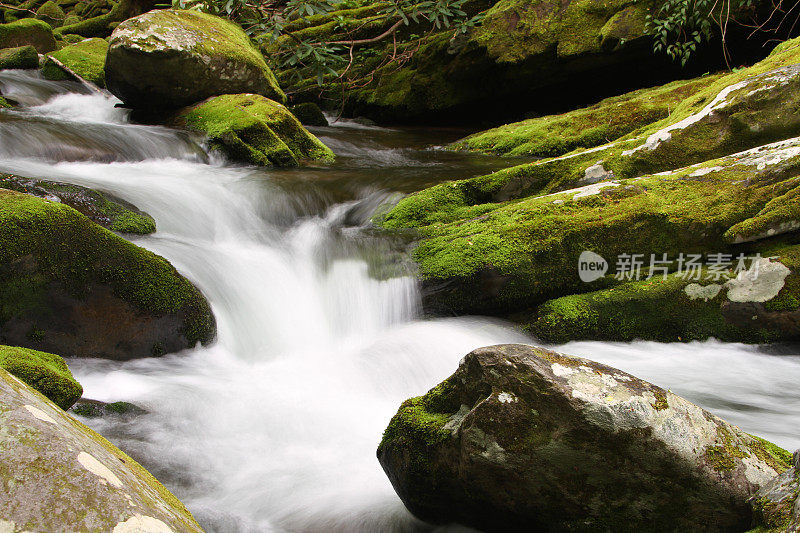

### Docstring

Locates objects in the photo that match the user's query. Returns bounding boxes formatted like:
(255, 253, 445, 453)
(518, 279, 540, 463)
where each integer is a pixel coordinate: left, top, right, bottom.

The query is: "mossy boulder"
(448, 73, 724, 158)
(0, 344, 81, 409)
(751, 450, 800, 532)
(379, 344, 789, 531)
(291, 101, 329, 127)
(35, 0, 65, 28)
(0, 189, 215, 360)
(41, 36, 107, 86)
(0, 366, 203, 532)
(71, 397, 146, 418)
(0, 18, 56, 53)
(173, 94, 334, 167)
(105, 9, 285, 109)
(0, 174, 155, 234)
(0, 44, 38, 68)
(531, 244, 800, 344)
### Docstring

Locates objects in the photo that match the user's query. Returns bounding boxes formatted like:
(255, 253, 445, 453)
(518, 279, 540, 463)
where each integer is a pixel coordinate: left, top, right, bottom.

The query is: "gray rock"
(752, 449, 800, 532)
(105, 9, 285, 109)
(0, 367, 203, 532)
(379, 344, 790, 532)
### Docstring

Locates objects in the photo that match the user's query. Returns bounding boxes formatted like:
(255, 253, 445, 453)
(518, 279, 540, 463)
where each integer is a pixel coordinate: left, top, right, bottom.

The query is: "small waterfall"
(1, 69, 798, 532)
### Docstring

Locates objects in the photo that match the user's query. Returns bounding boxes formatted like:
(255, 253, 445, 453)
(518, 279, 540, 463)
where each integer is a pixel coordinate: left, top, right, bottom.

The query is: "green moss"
(651, 389, 669, 410)
(0, 44, 38, 68)
(380, 396, 451, 449)
(0, 189, 214, 346)
(0, 18, 56, 52)
(35, 0, 64, 27)
(41, 37, 107, 86)
(747, 434, 793, 472)
(177, 94, 334, 167)
(0, 174, 155, 234)
(0, 97, 9, 108)
(449, 74, 724, 158)
(290, 102, 328, 127)
(705, 426, 748, 472)
(0, 344, 82, 410)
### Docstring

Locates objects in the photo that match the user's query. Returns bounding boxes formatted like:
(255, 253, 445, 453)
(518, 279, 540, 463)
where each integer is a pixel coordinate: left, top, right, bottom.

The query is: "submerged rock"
(291, 102, 329, 127)
(173, 93, 334, 167)
(379, 344, 790, 532)
(41, 36, 107, 86)
(0, 18, 56, 53)
(0, 366, 203, 532)
(71, 397, 146, 418)
(0, 344, 81, 409)
(105, 9, 285, 109)
(0, 44, 38, 69)
(0, 189, 215, 360)
(0, 173, 155, 234)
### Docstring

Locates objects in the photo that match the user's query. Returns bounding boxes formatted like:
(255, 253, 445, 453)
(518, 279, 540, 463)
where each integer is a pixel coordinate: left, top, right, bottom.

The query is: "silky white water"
(1, 71, 799, 532)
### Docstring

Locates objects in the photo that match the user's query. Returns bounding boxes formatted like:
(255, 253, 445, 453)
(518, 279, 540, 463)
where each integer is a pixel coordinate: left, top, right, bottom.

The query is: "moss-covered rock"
(173, 93, 334, 167)
(41, 36, 106, 85)
(0, 173, 155, 234)
(379, 344, 788, 531)
(35, 0, 65, 28)
(530, 244, 800, 343)
(0, 366, 203, 532)
(291, 101, 329, 127)
(448, 74, 724, 157)
(70, 397, 146, 418)
(105, 9, 285, 110)
(0, 18, 56, 53)
(0, 344, 81, 409)
(0, 189, 215, 360)
(751, 451, 800, 533)
(0, 44, 38, 68)
(54, 0, 154, 38)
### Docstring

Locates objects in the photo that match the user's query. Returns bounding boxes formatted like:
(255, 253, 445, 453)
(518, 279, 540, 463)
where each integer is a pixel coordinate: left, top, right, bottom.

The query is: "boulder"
(41, 36, 107, 86)
(0, 366, 203, 532)
(35, 0, 65, 28)
(71, 397, 146, 418)
(105, 9, 285, 109)
(752, 450, 800, 532)
(172, 93, 334, 167)
(0, 44, 38, 69)
(0, 18, 56, 53)
(378, 37, 800, 342)
(0, 344, 81, 409)
(379, 344, 791, 532)
(0, 173, 155, 233)
(0, 188, 215, 360)
(291, 102, 329, 127)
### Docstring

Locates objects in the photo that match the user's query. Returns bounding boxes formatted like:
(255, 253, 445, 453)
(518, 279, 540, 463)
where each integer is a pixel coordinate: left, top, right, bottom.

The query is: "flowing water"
(1, 69, 799, 532)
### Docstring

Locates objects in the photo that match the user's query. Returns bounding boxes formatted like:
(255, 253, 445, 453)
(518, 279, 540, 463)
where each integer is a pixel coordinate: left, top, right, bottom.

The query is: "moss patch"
(0, 44, 38, 68)
(176, 94, 334, 167)
(0, 344, 82, 409)
(41, 36, 107, 86)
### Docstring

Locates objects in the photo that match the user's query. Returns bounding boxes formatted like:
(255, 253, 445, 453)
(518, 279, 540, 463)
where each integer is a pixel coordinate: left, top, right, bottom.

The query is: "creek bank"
(379, 344, 791, 532)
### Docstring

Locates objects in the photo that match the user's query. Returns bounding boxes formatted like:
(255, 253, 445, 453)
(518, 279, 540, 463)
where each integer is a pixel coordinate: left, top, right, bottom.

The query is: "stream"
(2, 70, 799, 533)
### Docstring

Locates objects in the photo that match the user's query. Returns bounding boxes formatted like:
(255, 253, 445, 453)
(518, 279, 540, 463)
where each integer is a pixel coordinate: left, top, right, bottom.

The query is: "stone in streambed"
(0, 188, 215, 360)
(172, 93, 334, 167)
(0, 18, 56, 53)
(0, 44, 38, 69)
(291, 102, 329, 127)
(105, 9, 285, 109)
(0, 366, 203, 532)
(379, 344, 790, 532)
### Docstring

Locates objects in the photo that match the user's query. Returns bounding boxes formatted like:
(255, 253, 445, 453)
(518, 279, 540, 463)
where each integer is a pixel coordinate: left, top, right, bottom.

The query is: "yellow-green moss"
(0, 18, 56, 52)
(0, 344, 82, 409)
(41, 36, 107, 86)
(177, 94, 334, 167)
(0, 44, 38, 68)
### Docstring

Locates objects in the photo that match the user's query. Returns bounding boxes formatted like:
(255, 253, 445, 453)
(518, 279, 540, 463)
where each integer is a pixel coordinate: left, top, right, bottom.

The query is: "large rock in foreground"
(0, 367, 203, 532)
(0, 189, 215, 359)
(172, 94, 334, 167)
(379, 344, 790, 532)
(105, 9, 285, 109)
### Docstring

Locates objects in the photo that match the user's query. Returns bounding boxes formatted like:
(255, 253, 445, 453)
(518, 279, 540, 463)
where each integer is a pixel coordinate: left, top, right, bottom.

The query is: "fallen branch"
(328, 18, 403, 46)
(45, 55, 105, 94)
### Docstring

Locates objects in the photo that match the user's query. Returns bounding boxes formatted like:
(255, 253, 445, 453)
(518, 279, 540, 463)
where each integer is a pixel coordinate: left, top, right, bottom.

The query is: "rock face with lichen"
(378, 344, 791, 532)
(752, 450, 800, 532)
(378, 37, 800, 343)
(0, 188, 215, 360)
(0, 366, 203, 532)
(172, 94, 334, 167)
(105, 9, 286, 109)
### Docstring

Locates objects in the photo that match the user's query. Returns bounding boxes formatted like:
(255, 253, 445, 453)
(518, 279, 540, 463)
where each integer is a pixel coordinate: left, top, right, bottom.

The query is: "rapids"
(1, 69, 798, 532)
